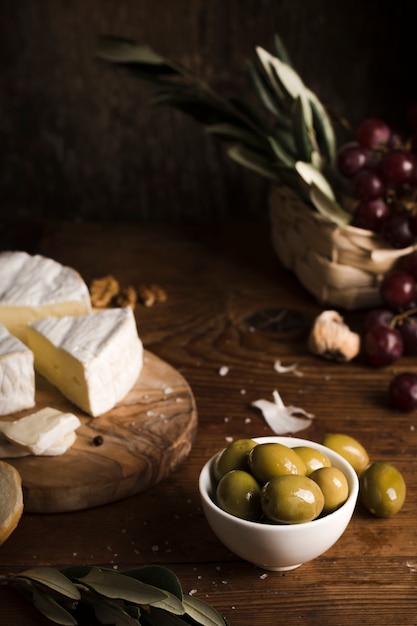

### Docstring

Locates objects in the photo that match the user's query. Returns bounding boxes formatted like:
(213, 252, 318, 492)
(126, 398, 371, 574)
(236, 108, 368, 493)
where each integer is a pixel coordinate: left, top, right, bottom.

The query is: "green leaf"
(150, 92, 241, 128)
(230, 96, 273, 135)
(16, 567, 81, 600)
(307, 90, 336, 163)
(295, 161, 335, 199)
(227, 144, 281, 181)
(292, 96, 313, 163)
(183, 593, 228, 626)
(273, 33, 293, 66)
(123, 566, 183, 601)
(122, 567, 184, 616)
(31, 587, 77, 626)
(148, 606, 189, 625)
(246, 60, 290, 125)
(206, 122, 268, 153)
(256, 47, 307, 102)
(268, 135, 295, 167)
(96, 36, 175, 70)
(310, 184, 352, 225)
(75, 567, 167, 605)
(91, 597, 140, 626)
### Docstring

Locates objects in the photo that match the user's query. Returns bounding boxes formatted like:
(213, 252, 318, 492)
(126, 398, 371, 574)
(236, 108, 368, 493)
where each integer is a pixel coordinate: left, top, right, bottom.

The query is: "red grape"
(351, 198, 390, 231)
(380, 271, 417, 310)
(363, 325, 403, 367)
(351, 169, 385, 201)
(336, 142, 372, 178)
(355, 118, 391, 149)
(389, 372, 417, 411)
(398, 316, 417, 355)
(381, 212, 415, 249)
(362, 308, 395, 333)
(379, 150, 416, 188)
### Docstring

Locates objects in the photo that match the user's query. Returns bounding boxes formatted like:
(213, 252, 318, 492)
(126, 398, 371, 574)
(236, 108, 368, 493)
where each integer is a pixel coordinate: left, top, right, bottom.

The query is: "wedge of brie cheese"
(0, 323, 35, 416)
(0, 251, 91, 343)
(0, 407, 81, 457)
(27, 307, 143, 417)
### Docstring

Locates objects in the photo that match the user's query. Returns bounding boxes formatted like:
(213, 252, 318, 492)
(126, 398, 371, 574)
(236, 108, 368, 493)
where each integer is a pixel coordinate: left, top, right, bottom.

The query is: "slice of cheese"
(27, 307, 144, 417)
(0, 323, 35, 416)
(0, 427, 77, 458)
(0, 407, 81, 456)
(0, 251, 91, 343)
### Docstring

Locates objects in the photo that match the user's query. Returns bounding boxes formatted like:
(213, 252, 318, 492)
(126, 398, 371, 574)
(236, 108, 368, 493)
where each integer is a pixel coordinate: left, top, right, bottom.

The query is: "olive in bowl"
(198, 436, 359, 571)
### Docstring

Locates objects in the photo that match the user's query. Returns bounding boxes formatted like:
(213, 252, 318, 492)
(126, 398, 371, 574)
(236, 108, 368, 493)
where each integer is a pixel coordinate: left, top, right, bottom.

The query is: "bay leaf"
(183, 593, 228, 626)
(91, 597, 139, 626)
(31, 587, 77, 626)
(75, 567, 166, 605)
(16, 567, 80, 600)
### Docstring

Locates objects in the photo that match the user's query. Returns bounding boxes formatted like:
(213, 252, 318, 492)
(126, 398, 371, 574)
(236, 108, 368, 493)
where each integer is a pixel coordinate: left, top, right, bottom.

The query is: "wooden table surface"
(1, 219, 416, 625)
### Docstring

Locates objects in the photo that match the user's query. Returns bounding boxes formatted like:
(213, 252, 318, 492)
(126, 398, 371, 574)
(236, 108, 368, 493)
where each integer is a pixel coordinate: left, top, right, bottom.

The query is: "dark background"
(0, 0, 415, 225)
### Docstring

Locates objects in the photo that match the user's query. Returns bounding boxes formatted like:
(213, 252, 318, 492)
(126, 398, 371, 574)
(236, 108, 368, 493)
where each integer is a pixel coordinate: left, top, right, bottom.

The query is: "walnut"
(90, 275, 120, 308)
(137, 283, 167, 307)
(308, 310, 361, 362)
(114, 285, 137, 308)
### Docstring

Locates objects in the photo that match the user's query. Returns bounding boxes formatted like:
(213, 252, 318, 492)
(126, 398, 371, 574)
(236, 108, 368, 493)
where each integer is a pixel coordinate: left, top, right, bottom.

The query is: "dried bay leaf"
(16, 567, 80, 600)
(75, 567, 167, 605)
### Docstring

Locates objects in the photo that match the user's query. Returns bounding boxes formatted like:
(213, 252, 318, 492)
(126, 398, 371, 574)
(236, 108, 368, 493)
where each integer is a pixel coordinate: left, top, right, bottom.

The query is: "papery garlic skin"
(308, 310, 361, 362)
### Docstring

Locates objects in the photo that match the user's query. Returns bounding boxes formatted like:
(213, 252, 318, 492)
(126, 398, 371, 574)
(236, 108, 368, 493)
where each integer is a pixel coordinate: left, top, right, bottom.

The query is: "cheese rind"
(0, 251, 91, 342)
(27, 308, 143, 417)
(0, 407, 81, 455)
(0, 323, 35, 416)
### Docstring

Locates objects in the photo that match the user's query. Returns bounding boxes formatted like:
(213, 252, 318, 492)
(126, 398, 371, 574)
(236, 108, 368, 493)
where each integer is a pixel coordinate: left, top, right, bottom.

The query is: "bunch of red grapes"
(336, 106, 417, 248)
(361, 250, 417, 411)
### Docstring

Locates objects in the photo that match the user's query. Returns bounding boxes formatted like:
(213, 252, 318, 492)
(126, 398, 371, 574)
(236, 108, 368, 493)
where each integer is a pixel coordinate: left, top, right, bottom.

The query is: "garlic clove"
(308, 310, 361, 362)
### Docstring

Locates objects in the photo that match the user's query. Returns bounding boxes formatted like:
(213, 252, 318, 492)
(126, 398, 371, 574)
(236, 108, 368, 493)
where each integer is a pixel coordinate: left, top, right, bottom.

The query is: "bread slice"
(0, 460, 23, 545)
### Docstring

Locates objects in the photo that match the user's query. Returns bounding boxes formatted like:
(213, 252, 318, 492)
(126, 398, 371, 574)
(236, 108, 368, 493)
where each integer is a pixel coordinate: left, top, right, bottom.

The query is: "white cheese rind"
(0, 407, 81, 455)
(0, 251, 91, 342)
(27, 308, 144, 417)
(0, 323, 35, 416)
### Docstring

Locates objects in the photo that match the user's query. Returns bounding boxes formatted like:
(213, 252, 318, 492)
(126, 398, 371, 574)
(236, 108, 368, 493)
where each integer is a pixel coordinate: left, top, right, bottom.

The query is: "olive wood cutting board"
(2, 350, 197, 513)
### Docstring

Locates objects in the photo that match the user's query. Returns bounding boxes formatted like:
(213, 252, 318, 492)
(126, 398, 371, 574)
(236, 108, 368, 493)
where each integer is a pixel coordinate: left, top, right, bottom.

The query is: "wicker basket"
(269, 186, 417, 310)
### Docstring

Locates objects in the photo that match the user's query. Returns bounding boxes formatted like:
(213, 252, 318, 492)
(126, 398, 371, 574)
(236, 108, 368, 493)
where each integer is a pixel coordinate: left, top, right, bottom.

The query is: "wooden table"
(1, 219, 416, 625)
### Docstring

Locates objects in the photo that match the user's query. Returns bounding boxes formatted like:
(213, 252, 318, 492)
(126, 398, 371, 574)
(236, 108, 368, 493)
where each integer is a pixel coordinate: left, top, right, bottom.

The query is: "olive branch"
(0, 565, 230, 626)
(96, 33, 351, 226)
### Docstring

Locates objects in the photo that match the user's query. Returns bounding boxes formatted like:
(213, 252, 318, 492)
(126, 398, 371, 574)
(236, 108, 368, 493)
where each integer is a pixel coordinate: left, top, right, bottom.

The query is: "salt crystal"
(219, 366, 229, 376)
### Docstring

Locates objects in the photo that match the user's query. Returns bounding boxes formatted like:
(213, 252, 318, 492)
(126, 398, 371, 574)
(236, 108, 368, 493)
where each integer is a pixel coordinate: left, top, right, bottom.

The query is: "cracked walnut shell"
(308, 310, 361, 362)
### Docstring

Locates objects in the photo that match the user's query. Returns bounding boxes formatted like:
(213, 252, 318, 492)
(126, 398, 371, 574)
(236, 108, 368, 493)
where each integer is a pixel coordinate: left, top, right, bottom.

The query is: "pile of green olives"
(321, 432, 407, 518)
(213, 439, 350, 524)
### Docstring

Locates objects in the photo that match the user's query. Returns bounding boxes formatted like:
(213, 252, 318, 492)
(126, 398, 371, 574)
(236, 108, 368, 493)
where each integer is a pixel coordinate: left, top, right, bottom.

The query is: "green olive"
(216, 470, 263, 521)
(213, 438, 258, 482)
(248, 442, 306, 484)
(310, 466, 349, 513)
(360, 462, 406, 518)
(293, 446, 332, 476)
(321, 433, 370, 475)
(261, 474, 324, 524)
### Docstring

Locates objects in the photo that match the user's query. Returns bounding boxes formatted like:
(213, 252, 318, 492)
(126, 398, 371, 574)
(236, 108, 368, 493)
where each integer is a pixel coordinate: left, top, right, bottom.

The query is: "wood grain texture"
(0, 0, 416, 227)
(1, 220, 417, 625)
(2, 351, 197, 513)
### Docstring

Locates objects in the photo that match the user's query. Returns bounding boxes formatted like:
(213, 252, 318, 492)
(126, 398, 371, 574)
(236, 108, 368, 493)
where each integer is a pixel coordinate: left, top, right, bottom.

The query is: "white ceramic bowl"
(199, 436, 359, 571)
